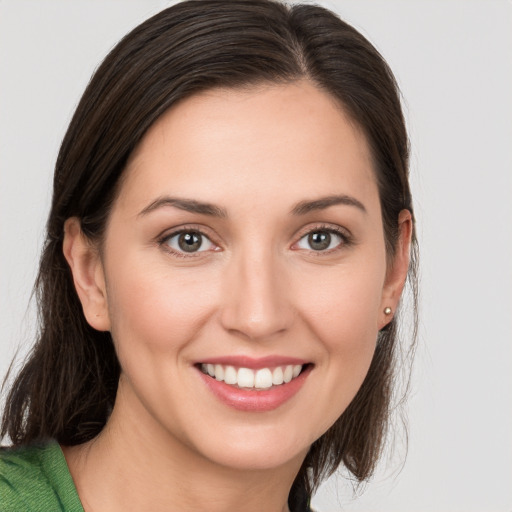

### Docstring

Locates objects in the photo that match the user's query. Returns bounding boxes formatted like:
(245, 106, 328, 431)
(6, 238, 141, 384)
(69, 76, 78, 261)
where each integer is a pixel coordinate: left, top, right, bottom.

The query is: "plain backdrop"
(1, 1, 511, 510)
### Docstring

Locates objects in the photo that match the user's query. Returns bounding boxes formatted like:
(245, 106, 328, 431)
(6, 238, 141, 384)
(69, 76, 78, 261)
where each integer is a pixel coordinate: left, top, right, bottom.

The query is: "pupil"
(178, 232, 201, 252)
(309, 231, 331, 251)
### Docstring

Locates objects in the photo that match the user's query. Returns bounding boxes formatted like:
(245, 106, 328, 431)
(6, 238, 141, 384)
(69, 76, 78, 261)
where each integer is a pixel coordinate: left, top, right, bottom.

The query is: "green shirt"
(0, 441, 84, 512)
(0, 441, 313, 512)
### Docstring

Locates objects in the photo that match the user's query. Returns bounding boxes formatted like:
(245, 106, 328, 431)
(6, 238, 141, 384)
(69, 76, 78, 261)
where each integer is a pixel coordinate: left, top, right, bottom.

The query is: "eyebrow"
(138, 193, 366, 219)
(138, 196, 228, 218)
(291, 194, 367, 215)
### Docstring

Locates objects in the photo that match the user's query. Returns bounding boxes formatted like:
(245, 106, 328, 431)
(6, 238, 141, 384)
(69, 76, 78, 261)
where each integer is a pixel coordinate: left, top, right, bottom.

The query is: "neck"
(63, 382, 305, 512)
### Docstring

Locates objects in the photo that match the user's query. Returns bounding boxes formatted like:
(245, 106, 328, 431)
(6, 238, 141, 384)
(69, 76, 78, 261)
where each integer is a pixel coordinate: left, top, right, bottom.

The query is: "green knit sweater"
(0, 441, 84, 512)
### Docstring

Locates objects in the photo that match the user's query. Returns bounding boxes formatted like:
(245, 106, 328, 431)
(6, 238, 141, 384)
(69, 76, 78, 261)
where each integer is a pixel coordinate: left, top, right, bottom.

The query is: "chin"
(179, 414, 324, 472)
(202, 440, 309, 472)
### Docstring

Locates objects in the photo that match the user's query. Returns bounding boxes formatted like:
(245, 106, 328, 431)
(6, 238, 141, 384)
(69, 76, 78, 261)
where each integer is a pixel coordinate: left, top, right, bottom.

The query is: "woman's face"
(81, 81, 403, 471)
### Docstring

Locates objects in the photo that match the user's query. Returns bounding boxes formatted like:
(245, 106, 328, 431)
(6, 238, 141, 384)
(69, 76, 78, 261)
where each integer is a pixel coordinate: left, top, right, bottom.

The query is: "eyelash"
(293, 224, 353, 254)
(157, 224, 352, 258)
(157, 226, 218, 258)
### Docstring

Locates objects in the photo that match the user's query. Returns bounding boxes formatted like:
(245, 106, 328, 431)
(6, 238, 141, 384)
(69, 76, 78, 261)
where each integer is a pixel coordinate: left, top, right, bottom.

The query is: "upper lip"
(196, 355, 310, 369)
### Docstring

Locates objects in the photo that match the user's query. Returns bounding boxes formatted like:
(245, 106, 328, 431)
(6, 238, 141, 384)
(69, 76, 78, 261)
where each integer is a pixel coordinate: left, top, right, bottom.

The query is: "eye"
(163, 230, 216, 254)
(295, 229, 345, 252)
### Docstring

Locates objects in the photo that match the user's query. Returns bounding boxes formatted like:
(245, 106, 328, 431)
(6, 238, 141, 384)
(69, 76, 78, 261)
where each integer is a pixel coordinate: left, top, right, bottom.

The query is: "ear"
(63, 217, 111, 331)
(379, 209, 413, 330)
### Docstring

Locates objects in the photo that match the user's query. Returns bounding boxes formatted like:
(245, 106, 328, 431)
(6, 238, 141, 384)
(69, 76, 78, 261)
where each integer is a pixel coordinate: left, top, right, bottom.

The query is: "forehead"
(118, 80, 379, 216)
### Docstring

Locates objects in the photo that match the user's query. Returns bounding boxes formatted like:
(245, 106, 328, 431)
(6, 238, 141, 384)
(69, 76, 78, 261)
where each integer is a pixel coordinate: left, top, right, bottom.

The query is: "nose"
(219, 246, 294, 342)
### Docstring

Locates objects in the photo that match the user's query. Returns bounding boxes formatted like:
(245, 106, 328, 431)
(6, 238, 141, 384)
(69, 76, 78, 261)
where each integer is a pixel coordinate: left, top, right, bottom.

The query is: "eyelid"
(291, 223, 353, 252)
(156, 224, 221, 257)
(155, 222, 353, 257)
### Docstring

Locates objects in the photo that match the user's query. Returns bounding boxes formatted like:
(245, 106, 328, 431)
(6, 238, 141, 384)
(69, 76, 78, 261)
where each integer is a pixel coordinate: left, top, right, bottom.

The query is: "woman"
(0, 1, 418, 510)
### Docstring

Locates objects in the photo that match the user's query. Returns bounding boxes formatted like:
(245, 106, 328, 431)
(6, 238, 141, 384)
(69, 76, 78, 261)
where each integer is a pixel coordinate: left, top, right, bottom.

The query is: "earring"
(384, 307, 392, 315)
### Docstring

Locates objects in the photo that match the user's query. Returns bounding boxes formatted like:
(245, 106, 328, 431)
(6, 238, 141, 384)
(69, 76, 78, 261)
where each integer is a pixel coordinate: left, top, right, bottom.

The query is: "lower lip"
(197, 365, 312, 412)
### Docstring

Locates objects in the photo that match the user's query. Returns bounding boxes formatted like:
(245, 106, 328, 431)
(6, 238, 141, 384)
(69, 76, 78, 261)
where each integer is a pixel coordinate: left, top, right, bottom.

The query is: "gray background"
(1, 1, 511, 510)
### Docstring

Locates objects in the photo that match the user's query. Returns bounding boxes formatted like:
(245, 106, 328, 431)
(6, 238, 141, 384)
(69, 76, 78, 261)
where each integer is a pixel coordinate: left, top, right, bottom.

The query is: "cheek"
(298, 262, 385, 349)
(105, 259, 219, 360)
(291, 262, 385, 432)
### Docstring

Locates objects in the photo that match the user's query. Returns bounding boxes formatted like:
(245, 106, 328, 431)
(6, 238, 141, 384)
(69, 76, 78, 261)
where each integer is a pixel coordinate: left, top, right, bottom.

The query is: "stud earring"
(384, 307, 392, 315)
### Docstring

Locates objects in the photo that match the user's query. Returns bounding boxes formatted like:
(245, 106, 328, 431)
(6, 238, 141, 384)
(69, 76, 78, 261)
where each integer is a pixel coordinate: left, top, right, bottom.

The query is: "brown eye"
(296, 229, 345, 252)
(308, 231, 331, 251)
(178, 232, 202, 252)
(165, 230, 215, 254)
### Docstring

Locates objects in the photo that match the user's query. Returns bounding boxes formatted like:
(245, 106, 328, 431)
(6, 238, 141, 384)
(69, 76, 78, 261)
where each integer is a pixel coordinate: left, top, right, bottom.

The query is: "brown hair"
(1, 0, 418, 504)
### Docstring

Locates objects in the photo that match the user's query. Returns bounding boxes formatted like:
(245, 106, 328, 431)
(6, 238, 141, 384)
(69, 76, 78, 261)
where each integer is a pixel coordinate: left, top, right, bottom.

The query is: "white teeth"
(254, 368, 273, 389)
(224, 365, 237, 385)
(272, 367, 284, 385)
(214, 364, 224, 381)
(201, 363, 305, 389)
(237, 368, 255, 388)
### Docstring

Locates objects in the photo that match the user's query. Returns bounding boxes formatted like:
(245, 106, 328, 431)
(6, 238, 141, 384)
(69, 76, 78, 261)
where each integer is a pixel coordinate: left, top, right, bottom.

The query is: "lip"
(197, 355, 308, 369)
(196, 361, 313, 412)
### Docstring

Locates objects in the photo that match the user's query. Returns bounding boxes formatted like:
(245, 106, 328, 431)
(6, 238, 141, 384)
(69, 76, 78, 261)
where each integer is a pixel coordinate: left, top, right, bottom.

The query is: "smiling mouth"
(198, 363, 310, 390)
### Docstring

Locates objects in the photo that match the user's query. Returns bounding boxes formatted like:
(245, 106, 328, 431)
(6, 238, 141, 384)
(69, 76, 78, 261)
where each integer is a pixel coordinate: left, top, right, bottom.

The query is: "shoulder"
(0, 441, 84, 512)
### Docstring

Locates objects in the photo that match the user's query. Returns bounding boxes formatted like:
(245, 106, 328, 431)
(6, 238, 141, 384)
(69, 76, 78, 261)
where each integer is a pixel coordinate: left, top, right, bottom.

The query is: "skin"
(62, 80, 412, 512)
